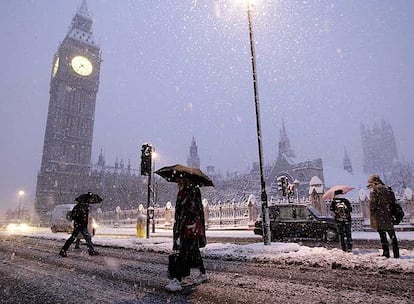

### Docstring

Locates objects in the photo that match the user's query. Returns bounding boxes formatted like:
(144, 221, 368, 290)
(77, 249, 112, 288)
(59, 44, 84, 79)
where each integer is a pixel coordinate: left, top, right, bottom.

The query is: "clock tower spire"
(35, 1, 102, 223)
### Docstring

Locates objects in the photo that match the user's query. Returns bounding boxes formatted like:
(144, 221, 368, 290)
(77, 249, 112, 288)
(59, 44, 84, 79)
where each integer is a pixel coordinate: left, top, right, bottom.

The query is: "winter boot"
(59, 250, 67, 257)
(194, 273, 208, 285)
(165, 278, 183, 292)
(381, 244, 390, 258)
(89, 250, 99, 256)
(392, 244, 400, 258)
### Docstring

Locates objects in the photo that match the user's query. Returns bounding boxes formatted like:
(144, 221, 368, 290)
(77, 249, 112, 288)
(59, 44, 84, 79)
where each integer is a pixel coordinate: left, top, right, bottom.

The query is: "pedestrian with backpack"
(59, 192, 100, 257)
(367, 175, 400, 258)
(330, 189, 353, 252)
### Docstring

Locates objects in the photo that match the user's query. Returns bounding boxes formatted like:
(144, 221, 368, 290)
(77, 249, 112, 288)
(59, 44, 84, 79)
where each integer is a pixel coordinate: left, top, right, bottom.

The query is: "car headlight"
(6, 223, 31, 233)
(19, 223, 30, 232)
(6, 223, 18, 233)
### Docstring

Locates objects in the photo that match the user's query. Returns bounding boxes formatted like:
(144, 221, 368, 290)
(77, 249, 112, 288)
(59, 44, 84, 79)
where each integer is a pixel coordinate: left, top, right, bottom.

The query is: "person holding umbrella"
(155, 164, 212, 292)
(330, 189, 353, 252)
(59, 192, 102, 257)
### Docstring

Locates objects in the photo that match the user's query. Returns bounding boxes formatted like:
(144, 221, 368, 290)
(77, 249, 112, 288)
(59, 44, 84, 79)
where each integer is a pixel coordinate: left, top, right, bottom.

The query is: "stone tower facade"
(267, 122, 324, 198)
(35, 1, 102, 221)
(361, 119, 398, 174)
(343, 147, 353, 174)
(277, 120, 296, 160)
(187, 137, 201, 168)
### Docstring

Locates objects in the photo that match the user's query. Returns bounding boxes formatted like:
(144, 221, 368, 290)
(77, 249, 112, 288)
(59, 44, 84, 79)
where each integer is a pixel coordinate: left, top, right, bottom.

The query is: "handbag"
(184, 216, 204, 239)
(390, 202, 404, 225)
(168, 252, 190, 279)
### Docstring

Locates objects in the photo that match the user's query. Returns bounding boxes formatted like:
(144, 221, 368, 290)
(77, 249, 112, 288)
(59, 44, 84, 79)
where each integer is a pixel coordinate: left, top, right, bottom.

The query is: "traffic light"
(287, 184, 295, 197)
(277, 176, 288, 197)
(140, 143, 152, 176)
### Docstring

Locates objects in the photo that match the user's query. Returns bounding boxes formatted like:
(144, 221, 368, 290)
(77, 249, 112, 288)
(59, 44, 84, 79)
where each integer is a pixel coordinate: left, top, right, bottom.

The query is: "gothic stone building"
(34, 2, 152, 222)
(208, 122, 325, 202)
(360, 119, 398, 174)
(35, 2, 102, 222)
(267, 121, 324, 199)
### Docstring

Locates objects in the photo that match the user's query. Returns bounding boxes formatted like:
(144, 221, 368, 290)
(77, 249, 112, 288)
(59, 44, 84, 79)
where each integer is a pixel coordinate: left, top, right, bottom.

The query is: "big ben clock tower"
(35, 0, 102, 222)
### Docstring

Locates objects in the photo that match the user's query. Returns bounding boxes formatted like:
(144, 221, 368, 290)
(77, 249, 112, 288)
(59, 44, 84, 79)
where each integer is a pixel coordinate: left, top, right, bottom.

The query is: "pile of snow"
(2, 227, 413, 274)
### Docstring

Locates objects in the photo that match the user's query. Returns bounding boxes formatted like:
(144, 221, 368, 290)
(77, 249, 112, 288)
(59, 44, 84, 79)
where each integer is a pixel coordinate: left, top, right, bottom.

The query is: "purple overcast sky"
(1, 0, 413, 212)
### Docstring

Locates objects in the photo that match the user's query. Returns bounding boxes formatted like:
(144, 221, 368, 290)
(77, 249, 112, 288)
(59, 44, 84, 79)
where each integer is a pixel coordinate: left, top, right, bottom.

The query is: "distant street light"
(246, 1, 271, 245)
(18, 190, 25, 219)
(293, 179, 300, 202)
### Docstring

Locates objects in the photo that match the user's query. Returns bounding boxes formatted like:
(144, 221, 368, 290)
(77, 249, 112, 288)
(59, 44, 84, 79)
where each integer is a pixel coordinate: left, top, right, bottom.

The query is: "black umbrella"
(155, 164, 214, 187)
(75, 192, 103, 204)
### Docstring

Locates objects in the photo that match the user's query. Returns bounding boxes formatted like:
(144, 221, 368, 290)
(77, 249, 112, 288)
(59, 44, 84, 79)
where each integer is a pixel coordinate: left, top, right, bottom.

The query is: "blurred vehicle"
(6, 222, 31, 233)
(254, 203, 338, 242)
(50, 204, 97, 236)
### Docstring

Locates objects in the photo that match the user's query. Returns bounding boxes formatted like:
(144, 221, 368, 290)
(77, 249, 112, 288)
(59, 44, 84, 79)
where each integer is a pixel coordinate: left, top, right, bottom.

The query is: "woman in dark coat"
(165, 177, 207, 291)
(368, 174, 399, 258)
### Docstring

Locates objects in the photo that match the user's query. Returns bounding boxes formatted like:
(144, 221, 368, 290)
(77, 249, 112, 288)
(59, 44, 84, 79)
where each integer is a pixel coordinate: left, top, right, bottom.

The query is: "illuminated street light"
(246, 1, 271, 245)
(18, 190, 25, 219)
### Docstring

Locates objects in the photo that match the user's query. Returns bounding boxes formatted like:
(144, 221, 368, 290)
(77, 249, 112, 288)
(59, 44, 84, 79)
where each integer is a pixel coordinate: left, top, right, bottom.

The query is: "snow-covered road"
(0, 232, 413, 304)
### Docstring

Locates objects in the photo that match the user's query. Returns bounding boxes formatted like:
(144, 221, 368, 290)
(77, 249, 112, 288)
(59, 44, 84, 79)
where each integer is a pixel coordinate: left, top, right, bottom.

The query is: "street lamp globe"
(293, 179, 300, 202)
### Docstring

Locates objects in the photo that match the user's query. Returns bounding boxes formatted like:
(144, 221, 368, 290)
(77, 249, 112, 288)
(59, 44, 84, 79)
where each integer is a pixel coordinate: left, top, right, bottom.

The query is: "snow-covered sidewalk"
(2, 226, 413, 273)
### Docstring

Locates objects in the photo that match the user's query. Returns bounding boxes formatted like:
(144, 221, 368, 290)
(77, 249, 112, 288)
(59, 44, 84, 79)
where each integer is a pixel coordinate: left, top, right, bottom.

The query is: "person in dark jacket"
(74, 212, 95, 249)
(367, 175, 399, 258)
(59, 192, 99, 257)
(165, 177, 207, 292)
(330, 189, 353, 252)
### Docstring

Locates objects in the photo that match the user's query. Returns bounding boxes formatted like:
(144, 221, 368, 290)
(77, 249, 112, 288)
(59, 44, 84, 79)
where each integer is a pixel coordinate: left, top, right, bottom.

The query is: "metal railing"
(96, 197, 413, 231)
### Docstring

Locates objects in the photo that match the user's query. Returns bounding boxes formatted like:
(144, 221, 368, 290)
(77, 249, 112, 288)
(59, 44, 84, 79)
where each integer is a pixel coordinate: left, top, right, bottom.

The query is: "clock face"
(52, 57, 59, 77)
(71, 55, 93, 76)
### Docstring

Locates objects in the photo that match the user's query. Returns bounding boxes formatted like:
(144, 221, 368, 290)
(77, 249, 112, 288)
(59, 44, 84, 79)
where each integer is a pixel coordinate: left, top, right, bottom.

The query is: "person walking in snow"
(367, 174, 400, 258)
(165, 177, 208, 292)
(330, 189, 353, 252)
(74, 212, 95, 249)
(59, 192, 99, 257)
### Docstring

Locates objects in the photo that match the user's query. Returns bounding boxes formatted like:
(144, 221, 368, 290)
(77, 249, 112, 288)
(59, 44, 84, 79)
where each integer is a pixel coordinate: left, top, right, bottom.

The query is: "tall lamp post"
(18, 190, 25, 220)
(151, 150, 157, 233)
(246, 1, 271, 245)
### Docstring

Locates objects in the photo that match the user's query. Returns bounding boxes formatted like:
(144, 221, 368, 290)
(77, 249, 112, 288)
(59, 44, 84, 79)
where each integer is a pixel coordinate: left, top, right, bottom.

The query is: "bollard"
(136, 204, 146, 238)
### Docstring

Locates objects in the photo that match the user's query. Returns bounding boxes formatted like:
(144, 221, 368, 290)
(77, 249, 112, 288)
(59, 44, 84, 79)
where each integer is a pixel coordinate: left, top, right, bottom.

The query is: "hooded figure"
(367, 175, 399, 258)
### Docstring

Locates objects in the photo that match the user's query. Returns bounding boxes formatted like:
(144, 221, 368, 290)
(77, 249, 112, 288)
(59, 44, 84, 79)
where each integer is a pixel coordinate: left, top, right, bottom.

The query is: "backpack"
(69, 203, 87, 223)
(334, 200, 349, 222)
(67, 207, 77, 221)
(388, 187, 404, 225)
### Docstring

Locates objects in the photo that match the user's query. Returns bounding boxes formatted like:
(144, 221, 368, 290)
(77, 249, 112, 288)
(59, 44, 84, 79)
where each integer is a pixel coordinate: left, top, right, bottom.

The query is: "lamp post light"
(18, 190, 25, 220)
(246, 1, 271, 245)
(293, 179, 300, 202)
(151, 150, 157, 233)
